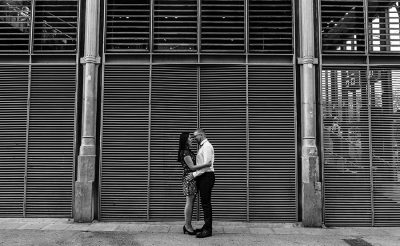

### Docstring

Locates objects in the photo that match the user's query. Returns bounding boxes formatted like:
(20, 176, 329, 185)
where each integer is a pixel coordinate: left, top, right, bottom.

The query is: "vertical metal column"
(74, 0, 101, 222)
(298, 0, 322, 227)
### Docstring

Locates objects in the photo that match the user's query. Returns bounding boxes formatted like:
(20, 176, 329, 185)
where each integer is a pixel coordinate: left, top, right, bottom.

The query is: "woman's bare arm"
(184, 156, 211, 171)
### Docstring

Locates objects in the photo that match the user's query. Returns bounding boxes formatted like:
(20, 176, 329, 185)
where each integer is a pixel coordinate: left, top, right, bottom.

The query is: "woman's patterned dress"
(180, 149, 197, 196)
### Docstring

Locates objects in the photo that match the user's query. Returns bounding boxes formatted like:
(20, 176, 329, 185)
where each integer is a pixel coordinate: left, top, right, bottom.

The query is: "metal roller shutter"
(248, 65, 297, 222)
(100, 64, 297, 222)
(322, 67, 400, 226)
(322, 68, 372, 226)
(199, 65, 247, 221)
(322, 68, 373, 226)
(370, 68, 400, 226)
(100, 65, 150, 221)
(0, 66, 29, 217)
(26, 65, 76, 217)
(150, 65, 198, 220)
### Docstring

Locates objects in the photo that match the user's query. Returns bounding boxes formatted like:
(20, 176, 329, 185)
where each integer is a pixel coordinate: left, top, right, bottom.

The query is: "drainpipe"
(74, 0, 101, 222)
(298, 0, 322, 227)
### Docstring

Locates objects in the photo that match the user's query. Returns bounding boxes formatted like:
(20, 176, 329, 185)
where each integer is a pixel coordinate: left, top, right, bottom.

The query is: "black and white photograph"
(0, 0, 399, 245)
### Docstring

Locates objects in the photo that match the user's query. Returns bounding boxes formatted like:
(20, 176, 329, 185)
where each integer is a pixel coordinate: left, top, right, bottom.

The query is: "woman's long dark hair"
(177, 132, 190, 162)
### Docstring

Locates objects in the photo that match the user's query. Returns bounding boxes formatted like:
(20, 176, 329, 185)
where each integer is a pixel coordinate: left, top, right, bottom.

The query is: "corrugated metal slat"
(201, 0, 245, 52)
(150, 65, 198, 220)
(322, 68, 372, 226)
(369, 1, 400, 53)
(370, 68, 400, 226)
(321, 0, 365, 53)
(101, 65, 150, 221)
(106, 0, 150, 52)
(0, 66, 28, 217)
(322, 67, 400, 226)
(248, 66, 296, 222)
(26, 65, 76, 217)
(249, 0, 293, 53)
(153, 0, 197, 52)
(33, 0, 78, 52)
(200, 65, 247, 220)
(0, 0, 30, 52)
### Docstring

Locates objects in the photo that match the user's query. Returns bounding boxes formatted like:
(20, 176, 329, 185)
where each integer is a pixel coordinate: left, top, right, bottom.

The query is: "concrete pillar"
(298, 0, 322, 227)
(74, 0, 101, 222)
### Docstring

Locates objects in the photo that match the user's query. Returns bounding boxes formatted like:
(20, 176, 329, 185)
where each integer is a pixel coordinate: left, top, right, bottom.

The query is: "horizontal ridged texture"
(26, 66, 76, 217)
(368, 1, 400, 52)
(201, 0, 245, 52)
(106, 0, 150, 52)
(100, 65, 297, 222)
(322, 68, 371, 226)
(321, 0, 365, 53)
(33, 0, 78, 52)
(370, 69, 400, 226)
(322, 67, 400, 226)
(200, 65, 248, 220)
(321, 1, 400, 53)
(101, 65, 150, 221)
(249, 0, 293, 54)
(0, 0, 30, 52)
(104, 0, 295, 53)
(0, 0, 78, 53)
(150, 65, 198, 219)
(248, 66, 296, 222)
(153, 0, 197, 52)
(0, 66, 29, 217)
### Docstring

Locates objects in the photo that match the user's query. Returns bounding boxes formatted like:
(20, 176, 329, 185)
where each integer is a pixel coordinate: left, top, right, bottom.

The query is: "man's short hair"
(195, 128, 206, 136)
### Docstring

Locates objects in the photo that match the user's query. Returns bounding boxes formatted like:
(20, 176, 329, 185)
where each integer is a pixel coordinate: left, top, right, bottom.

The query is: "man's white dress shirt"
(193, 139, 214, 178)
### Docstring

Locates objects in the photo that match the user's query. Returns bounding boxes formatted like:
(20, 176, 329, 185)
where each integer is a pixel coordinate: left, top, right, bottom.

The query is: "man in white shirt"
(186, 128, 215, 238)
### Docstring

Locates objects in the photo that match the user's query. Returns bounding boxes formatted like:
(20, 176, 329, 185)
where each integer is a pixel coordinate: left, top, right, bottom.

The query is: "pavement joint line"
(0, 219, 398, 237)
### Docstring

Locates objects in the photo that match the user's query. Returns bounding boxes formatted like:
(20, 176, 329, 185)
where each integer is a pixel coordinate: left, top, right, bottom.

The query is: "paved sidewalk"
(0, 218, 399, 245)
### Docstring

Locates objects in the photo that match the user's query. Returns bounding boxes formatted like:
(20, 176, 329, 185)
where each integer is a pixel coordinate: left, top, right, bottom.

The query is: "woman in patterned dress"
(178, 132, 211, 235)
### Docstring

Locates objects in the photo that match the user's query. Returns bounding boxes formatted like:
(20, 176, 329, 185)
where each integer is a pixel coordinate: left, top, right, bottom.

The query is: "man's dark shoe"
(194, 228, 202, 234)
(196, 229, 212, 238)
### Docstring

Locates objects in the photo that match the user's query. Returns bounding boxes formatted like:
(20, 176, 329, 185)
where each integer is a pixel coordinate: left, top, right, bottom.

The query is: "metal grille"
(26, 65, 76, 217)
(100, 65, 297, 222)
(370, 68, 400, 226)
(150, 65, 198, 220)
(0, 66, 28, 217)
(153, 0, 197, 52)
(200, 65, 248, 220)
(33, 0, 78, 52)
(249, 0, 293, 53)
(322, 67, 400, 226)
(104, 0, 295, 54)
(201, 0, 245, 52)
(106, 0, 150, 52)
(322, 68, 371, 226)
(368, 1, 400, 52)
(0, 0, 78, 53)
(101, 65, 150, 221)
(321, 0, 366, 53)
(248, 65, 296, 221)
(0, 0, 31, 52)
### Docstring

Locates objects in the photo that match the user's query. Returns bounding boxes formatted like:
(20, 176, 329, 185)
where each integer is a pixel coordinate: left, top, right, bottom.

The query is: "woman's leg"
(185, 195, 195, 231)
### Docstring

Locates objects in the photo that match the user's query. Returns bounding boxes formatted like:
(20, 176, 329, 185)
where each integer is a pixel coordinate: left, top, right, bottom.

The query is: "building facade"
(0, 0, 399, 227)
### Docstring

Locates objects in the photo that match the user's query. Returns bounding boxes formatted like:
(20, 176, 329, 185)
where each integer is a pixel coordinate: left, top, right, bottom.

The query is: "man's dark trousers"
(196, 172, 215, 231)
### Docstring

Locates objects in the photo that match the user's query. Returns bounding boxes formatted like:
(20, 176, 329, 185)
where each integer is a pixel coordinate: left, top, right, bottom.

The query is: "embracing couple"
(177, 128, 215, 238)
